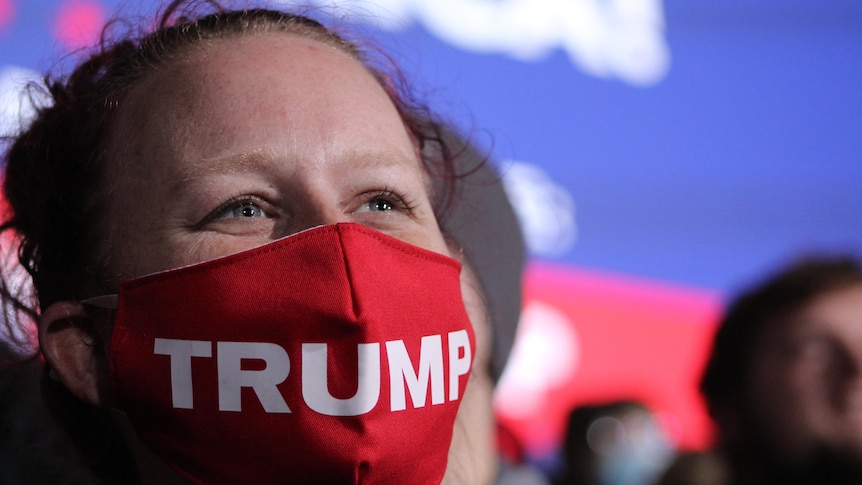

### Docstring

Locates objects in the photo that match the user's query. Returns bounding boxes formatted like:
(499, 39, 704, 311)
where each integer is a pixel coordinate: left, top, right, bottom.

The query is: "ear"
(39, 301, 112, 407)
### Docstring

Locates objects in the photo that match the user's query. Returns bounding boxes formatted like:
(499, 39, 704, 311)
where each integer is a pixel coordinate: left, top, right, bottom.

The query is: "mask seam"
(335, 224, 362, 321)
(120, 223, 459, 291)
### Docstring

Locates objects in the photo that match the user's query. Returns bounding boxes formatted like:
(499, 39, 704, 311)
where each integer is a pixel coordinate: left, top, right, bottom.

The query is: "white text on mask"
(152, 330, 472, 416)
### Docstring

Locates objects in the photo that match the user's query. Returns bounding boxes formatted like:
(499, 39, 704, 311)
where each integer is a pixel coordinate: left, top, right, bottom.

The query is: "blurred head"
(700, 255, 862, 480)
(1, 2, 498, 483)
(558, 400, 672, 485)
(654, 451, 727, 485)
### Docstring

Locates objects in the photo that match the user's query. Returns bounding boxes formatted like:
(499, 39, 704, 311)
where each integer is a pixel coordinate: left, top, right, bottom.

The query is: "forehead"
(793, 284, 862, 333)
(107, 32, 416, 168)
(760, 283, 862, 344)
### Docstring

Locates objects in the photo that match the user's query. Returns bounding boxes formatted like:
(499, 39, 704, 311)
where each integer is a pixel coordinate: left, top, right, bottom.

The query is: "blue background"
(2, 0, 861, 294)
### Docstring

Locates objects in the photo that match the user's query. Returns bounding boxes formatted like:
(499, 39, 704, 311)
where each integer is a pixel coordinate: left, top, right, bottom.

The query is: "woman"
(0, 1, 518, 483)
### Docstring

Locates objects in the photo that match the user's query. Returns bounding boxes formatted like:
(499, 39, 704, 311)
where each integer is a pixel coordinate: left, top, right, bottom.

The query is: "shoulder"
(0, 352, 135, 484)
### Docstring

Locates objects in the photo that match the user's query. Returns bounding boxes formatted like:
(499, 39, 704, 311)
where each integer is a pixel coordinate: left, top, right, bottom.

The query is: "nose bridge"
(306, 203, 348, 228)
(834, 340, 862, 403)
(843, 353, 862, 410)
(280, 177, 348, 237)
(847, 341, 862, 378)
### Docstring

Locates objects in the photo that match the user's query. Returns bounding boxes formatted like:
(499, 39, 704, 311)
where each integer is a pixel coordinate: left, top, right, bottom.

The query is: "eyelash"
(365, 187, 418, 213)
(195, 195, 270, 229)
(193, 186, 418, 230)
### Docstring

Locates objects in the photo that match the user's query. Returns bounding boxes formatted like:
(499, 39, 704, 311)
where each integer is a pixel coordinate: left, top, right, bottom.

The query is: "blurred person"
(554, 400, 673, 485)
(0, 1, 533, 483)
(700, 254, 862, 485)
(654, 451, 728, 485)
(495, 421, 552, 485)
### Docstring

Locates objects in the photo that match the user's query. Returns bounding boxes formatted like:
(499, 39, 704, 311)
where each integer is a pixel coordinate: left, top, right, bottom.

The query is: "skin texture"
(39, 32, 496, 484)
(104, 34, 448, 279)
(745, 283, 862, 465)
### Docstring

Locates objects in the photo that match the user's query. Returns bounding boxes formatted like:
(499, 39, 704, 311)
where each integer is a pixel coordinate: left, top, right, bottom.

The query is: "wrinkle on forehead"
(97, 31, 437, 281)
(104, 30, 405, 192)
(169, 146, 428, 197)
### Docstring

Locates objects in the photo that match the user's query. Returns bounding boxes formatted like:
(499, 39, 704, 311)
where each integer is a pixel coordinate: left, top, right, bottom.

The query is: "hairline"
(93, 28, 422, 293)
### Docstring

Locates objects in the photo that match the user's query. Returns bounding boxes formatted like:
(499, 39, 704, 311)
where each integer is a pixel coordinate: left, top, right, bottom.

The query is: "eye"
(354, 189, 416, 214)
(790, 335, 845, 372)
(227, 201, 267, 218)
(358, 198, 395, 213)
(195, 196, 274, 229)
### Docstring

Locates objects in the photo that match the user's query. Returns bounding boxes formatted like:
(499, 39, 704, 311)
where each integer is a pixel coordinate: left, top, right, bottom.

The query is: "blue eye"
(192, 195, 276, 233)
(207, 197, 271, 222)
(230, 201, 266, 218)
(355, 189, 416, 215)
(361, 198, 395, 212)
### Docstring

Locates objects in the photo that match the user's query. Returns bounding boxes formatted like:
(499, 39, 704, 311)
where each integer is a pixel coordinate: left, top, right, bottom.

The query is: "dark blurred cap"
(435, 129, 526, 382)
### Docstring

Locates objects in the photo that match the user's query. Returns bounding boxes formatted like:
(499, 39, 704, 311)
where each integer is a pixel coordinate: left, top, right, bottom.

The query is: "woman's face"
(103, 33, 449, 281)
(96, 32, 496, 483)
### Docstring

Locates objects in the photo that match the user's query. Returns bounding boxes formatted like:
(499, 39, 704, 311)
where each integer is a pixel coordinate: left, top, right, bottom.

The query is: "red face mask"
(104, 223, 475, 484)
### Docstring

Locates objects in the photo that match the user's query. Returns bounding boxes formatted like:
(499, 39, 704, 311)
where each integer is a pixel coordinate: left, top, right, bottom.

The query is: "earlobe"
(39, 301, 112, 407)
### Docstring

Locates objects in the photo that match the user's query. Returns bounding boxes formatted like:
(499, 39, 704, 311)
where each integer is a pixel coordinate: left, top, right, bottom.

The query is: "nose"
(273, 186, 350, 239)
(836, 344, 862, 408)
(305, 204, 349, 227)
(842, 341, 862, 379)
(845, 376, 862, 423)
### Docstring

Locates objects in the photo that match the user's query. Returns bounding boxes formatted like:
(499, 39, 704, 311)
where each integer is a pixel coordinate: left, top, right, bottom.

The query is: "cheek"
(422, 207, 448, 255)
(393, 222, 450, 259)
(750, 355, 834, 439)
(787, 362, 826, 391)
(166, 235, 268, 270)
(118, 233, 263, 280)
(748, 358, 803, 420)
(781, 353, 841, 411)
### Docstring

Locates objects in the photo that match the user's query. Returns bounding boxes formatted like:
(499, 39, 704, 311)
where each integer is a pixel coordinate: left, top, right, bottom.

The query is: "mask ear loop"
(42, 295, 118, 382)
(76, 294, 126, 413)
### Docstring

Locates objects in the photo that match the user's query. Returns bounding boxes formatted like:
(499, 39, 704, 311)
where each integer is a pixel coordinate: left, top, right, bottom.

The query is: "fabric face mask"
(103, 223, 475, 485)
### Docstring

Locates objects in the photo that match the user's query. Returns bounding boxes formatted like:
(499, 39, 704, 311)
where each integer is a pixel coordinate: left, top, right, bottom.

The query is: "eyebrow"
(340, 149, 432, 190)
(342, 148, 422, 171)
(171, 147, 423, 190)
(172, 148, 278, 190)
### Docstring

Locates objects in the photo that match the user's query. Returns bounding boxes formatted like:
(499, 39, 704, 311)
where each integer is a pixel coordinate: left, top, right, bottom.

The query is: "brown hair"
(699, 254, 862, 419)
(0, 1, 462, 351)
